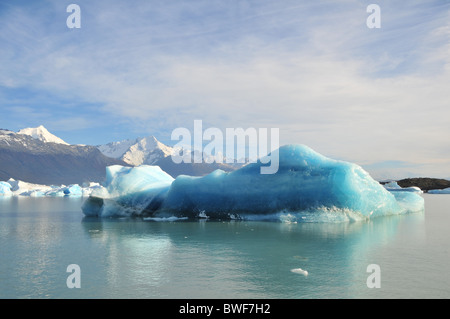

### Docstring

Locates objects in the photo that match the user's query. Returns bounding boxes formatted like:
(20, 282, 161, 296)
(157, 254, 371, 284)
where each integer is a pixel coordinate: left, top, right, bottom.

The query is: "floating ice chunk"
(197, 210, 210, 219)
(63, 184, 82, 196)
(7, 178, 83, 197)
(0, 181, 13, 196)
(143, 216, 189, 222)
(428, 187, 450, 194)
(383, 181, 423, 193)
(82, 145, 425, 221)
(390, 191, 425, 214)
(45, 187, 66, 197)
(29, 190, 48, 197)
(1, 178, 104, 197)
(158, 145, 423, 219)
(87, 184, 109, 198)
(81, 183, 104, 197)
(383, 181, 401, 189)
(291, 268, 308, 276)
(7, 178, 52, 196)
(82, 165, 174, 217)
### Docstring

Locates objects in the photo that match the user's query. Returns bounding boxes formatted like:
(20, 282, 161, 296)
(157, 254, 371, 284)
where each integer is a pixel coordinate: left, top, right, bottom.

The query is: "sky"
(0, 0, 449, 179)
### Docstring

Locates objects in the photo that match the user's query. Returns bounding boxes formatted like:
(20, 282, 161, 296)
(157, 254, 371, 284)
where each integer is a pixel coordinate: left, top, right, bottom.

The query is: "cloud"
(0, 0, 449, 177)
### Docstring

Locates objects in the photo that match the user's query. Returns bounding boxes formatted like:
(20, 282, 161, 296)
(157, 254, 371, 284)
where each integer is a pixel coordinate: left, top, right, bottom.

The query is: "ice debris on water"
(0, 181, 13, 196)
(382, 181, 423, 193)
(428, 187, 450, 194)
(0, 178, 103, 197)
(291, 268, 309, 276)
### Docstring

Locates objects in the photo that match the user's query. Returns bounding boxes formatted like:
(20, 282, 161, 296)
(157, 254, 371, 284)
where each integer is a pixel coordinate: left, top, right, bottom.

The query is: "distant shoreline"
(380, 178, 450, 193)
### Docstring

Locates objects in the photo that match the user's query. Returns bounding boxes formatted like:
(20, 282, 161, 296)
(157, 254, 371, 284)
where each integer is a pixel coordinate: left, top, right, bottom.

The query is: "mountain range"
(0, 127, 125, 185)
(97, 135, 237, 178)
(0, 126, 237, 185)
(98, 136, 173, 166)
(17, 125, 70, 145)
(1, 125, 448, 190)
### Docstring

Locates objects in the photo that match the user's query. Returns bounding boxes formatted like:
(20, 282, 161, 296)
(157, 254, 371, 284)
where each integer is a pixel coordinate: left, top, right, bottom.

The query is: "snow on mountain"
(97, 135, 242, 177)
(18, 125, 69, 145)
(98, 135, 244, 168)
(0, 128, 127, 185)
(98, 136, 174, 166)
(97, 139, 136, 159)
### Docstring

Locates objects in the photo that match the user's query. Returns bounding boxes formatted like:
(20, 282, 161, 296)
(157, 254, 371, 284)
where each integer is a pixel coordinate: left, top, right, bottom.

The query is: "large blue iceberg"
(81, 144, 424, 222)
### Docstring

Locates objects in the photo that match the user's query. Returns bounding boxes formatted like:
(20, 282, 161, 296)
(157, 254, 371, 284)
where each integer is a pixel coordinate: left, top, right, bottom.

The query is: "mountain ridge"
(0, 126, 238, 184)
(98, 135, 173, 166)
(97, 134, 239, 177)
(0, 128, 128, 185)
(17, 125, 69, 145)
(4, 126, 448, 187)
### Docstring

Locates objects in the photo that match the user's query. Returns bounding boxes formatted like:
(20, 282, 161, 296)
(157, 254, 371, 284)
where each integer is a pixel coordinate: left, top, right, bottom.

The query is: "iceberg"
(81, 182, 103, 197)
(81, 144, 424, 222)
(291, 268, 309, 276)
(0, 181, 13, 196)
(82, 165, 174, 217)
(428, 187, 450, 194)
(7, 178, 52, 196)
(383, 181, 423, 193)
(63, 184, 83, 196)
(44, 187, 66, 197)
(1, 178, 104, 197)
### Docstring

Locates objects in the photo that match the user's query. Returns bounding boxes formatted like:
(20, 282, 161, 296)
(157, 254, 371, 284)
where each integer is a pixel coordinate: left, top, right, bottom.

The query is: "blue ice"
(0, 181, 12, 196)
(63, 184, 83, 196)
(81, 144, 424, 222)
(82, 165, 174, 217)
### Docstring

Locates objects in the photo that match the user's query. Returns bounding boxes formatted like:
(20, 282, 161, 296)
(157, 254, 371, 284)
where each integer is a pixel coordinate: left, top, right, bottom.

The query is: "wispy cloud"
(0, 0, 449, 177)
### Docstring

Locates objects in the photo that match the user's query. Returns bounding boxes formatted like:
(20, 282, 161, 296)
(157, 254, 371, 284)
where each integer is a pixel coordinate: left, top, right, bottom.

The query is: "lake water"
(0, 194, 449, 299)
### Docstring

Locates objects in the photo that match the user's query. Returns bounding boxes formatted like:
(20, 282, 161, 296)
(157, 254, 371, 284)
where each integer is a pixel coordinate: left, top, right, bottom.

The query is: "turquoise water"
(0, 194, 449, 299)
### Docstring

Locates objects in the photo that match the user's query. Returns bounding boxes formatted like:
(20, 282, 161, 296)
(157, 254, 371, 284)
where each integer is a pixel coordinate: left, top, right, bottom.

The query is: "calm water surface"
(0, 194, 449, 299)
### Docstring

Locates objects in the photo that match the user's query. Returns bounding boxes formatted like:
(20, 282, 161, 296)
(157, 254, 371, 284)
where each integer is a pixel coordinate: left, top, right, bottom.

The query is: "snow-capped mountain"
(98, 136, 174, 166)
(0, 128, 127, 185)
(98, 136, 244, 168)
(18, 125, 69, 145)
(0, 125, 240, 185)
(98, 136, 240, 177)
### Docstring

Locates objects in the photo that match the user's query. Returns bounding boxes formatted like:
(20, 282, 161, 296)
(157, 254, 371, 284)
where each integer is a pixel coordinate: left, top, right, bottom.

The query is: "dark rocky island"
(395, 178, 450, 192)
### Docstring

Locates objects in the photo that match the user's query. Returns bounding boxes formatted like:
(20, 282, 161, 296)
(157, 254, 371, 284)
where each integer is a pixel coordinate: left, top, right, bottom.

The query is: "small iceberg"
(143, 216, 189, 222)
(428, 187, 450, 194)
(63, 184, 83, 196)
(0, 181, 13, 196)
(81, 144, 425, 222)
(291, 268, 309, 276)
(0, 178, 106, 197)
(383, 181, 423, 193)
